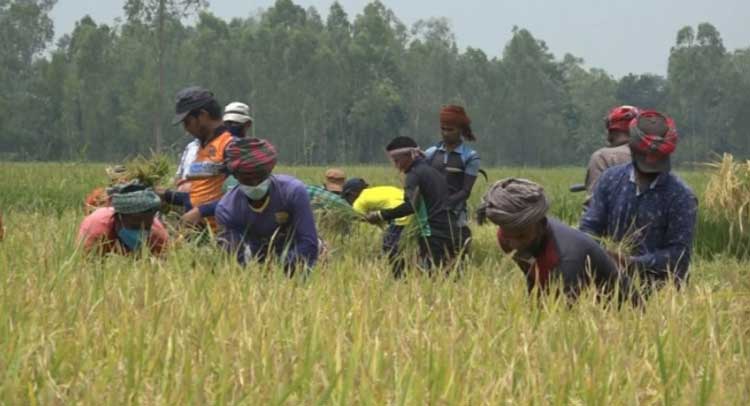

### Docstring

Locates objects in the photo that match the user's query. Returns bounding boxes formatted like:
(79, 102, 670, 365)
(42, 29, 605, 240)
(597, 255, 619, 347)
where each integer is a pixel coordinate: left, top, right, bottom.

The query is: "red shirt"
(78, 207, 168, 255)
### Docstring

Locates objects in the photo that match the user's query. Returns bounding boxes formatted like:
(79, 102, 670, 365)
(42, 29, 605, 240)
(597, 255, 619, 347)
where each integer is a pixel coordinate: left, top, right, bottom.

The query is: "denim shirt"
(579, 163, 698, 281)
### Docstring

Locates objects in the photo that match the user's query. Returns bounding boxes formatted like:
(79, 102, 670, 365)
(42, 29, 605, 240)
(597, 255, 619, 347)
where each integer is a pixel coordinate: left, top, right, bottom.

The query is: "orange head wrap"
(439, 105, 475, 141)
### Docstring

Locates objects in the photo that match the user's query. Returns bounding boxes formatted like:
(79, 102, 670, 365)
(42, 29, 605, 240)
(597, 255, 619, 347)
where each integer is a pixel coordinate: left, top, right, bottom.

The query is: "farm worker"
(580, 111, 698, 288)
(176, 102, 252, 194)
(424, 105, 480, 251)
(342, 178, 412, 277)
(78, 183, 168, 255)
(323, 168, 346, 195)
(223, 101, 253, 138)
(216, 137, 319, 275)
(584, 106, 641, 199)
(478, 178, 634, 303)
(160, 87, 233, 230)
(365, 136, 467, 275)
(307, 184, 351, 211)
(83, 165, 130, 214)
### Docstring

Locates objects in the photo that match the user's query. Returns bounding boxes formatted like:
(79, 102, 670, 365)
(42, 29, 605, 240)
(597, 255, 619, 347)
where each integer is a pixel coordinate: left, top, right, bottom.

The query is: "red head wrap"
(225, 137, 278, 179)
(628, 110, 678, 173)
(440, 105, 475, 141)
(605, 105, 640, 133)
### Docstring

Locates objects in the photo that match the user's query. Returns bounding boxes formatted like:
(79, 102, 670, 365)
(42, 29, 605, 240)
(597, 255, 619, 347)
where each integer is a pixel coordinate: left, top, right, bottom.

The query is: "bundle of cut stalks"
(314, 204, 363, 238)
(704, 153, 750, 235)
(123, 154, 172, 187)
(84, 155, 172, 214)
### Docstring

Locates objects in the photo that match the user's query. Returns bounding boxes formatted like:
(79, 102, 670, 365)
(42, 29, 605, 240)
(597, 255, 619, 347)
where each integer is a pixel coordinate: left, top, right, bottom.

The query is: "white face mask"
(239, 178, 271, 200)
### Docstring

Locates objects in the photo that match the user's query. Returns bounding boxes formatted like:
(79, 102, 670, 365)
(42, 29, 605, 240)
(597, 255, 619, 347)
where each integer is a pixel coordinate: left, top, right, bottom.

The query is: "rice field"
(0, 162, 748, 404)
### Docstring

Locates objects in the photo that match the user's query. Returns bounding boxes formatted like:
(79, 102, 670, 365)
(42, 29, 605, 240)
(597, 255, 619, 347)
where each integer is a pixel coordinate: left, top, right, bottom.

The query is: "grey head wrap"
(476, 178, 549, 229)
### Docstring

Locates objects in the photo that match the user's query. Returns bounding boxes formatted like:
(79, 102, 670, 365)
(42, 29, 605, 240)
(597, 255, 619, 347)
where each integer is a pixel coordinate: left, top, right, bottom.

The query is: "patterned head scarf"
(605, 105, 640, 133)
(107, 183, 161, 214)
(440, 105, 475, 141)
(476, 178, 549, 229)
(629, 110, 678, 173)
(224, 137, 278, 178)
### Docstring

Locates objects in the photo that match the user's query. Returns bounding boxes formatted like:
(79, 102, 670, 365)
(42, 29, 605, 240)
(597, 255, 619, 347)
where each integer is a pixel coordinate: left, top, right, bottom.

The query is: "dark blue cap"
(172, 86, 215, 125)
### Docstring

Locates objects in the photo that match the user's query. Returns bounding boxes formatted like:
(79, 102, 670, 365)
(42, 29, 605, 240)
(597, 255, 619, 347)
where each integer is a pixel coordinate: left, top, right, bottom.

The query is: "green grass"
(0, 162, 749, 404)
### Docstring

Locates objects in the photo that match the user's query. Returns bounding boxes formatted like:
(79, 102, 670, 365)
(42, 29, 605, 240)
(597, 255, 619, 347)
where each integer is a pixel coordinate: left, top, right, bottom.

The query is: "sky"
(50, 0, 750, 77)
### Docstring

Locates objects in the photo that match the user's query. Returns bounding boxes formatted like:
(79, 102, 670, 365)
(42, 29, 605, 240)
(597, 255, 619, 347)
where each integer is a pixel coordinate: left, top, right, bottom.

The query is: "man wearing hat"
(323, 168, 346, 195)
(580, 110, 698, 288)
(216, 137, 319, 274)
(584, 105, 640, 197)
(477, 178, 634, 303)
(173, 101, 252, 192)
(223, 101, 253, 138)
(78, 183, 168, 255)
(343, 178, 412, 277)
(162, 87, 234, 230)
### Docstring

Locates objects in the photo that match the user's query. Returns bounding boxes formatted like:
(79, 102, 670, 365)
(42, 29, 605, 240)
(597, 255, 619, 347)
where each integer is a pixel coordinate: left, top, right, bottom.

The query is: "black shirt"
(380, 159, 457, 240)
(508, 218, 637, 304)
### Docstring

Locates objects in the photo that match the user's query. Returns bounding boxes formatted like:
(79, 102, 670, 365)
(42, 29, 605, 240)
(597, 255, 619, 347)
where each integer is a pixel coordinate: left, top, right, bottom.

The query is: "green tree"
(501, 28, 567, 165)
(123, 0, 207, 152)
(0, 0, 56, 157)
(668, 23, 729, 160)
(616, 73, 667, 110)
(561, 54, 618, 161)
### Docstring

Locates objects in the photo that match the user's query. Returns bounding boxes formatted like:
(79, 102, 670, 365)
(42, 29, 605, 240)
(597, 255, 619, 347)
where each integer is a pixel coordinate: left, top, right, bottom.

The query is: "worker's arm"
(629, 193, 697, 281)
(447, 152, 480, 208)
(579, 170, 612, 236)
(447, 174, 477, 208)
(380, 172, 419, 221)
(284, 184, 319, 270)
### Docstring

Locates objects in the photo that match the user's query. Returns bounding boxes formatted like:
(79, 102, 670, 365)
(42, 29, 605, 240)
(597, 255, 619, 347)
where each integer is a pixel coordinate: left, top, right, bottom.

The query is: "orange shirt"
(189, 131, 233, 228)
(77, 207, 168, 255)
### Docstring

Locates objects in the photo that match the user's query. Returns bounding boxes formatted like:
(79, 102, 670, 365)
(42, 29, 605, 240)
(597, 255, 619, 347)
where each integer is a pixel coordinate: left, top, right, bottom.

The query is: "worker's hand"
(177, 181, 192, 193)
(607, 250, 630, 270)
(154, 187, 167, 199)
(180, 207, 203, 227)
(364, 211, 383, 224)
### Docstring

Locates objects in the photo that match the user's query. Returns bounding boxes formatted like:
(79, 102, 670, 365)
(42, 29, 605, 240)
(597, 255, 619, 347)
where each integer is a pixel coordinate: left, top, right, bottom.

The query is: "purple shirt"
(216, 174, 319, 269)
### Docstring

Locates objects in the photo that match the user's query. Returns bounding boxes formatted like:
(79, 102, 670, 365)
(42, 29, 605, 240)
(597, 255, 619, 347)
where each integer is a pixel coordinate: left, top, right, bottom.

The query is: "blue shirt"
(424, 142, 481, 176)
(579, 163, 698, 281)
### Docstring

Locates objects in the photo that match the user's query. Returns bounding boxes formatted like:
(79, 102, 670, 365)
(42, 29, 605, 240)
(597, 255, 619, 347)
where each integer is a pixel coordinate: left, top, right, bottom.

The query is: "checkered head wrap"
(107, 183, 161, 214)
(224, 137, 278, 178)
(629, 110, 678, 157)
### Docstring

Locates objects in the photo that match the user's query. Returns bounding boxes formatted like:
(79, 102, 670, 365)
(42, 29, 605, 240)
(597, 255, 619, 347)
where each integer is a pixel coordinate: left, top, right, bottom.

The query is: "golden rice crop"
(1, 162, 748, 404)
(704, 153, 750, 234)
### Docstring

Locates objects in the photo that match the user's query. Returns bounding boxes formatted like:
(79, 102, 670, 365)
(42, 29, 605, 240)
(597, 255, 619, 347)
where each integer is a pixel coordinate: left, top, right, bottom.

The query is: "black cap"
(342, 178, 369, 197)
(172, 86, 215, 125)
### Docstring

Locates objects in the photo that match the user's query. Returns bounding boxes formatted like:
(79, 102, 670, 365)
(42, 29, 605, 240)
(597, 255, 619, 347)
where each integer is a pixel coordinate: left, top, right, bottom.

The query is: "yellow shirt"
(353, 186, 411, 226)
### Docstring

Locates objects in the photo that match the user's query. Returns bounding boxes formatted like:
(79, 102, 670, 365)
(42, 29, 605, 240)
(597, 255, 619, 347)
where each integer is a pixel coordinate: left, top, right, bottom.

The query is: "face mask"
(117, 227, 148, 252)
(240, 178, 271, 201)
(227, 124, 245, 138)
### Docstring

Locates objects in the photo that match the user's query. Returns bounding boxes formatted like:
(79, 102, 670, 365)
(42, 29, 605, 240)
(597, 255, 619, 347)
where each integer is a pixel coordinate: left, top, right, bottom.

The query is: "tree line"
(1, 0, 748, 166)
